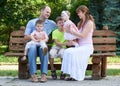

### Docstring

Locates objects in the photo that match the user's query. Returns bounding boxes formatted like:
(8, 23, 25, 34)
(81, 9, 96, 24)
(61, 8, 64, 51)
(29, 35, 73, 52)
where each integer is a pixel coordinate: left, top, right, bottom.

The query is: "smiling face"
(77, 10, 85, 19)
(41, 6, 51, 19)
(76, 5, 89, 20)
(36, 23, 44, 32)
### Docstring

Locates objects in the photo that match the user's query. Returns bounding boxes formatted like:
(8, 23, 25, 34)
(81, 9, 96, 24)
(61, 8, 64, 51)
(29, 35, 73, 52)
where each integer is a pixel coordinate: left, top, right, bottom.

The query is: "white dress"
(61, 20, 94, 81)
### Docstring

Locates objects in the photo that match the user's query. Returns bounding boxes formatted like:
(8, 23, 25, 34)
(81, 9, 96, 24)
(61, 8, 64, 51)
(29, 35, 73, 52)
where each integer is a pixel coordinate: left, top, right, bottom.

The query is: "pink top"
(31, 30, 48, 41)
(64, 20, 78, 40)
(78, 20, 94, 46)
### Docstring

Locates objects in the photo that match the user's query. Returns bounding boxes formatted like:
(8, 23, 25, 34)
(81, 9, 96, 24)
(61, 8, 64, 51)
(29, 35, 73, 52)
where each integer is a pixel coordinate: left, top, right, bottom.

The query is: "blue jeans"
(28, 44, 48, 75)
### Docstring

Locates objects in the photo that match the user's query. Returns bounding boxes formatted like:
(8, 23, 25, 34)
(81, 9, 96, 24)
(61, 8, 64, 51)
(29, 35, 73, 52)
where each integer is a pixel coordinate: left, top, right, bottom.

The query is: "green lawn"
(0, 69, 120, 77)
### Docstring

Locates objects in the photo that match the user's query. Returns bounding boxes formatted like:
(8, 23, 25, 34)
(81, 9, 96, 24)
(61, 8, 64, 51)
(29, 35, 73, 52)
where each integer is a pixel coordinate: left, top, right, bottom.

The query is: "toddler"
(21, 20, 48, 61)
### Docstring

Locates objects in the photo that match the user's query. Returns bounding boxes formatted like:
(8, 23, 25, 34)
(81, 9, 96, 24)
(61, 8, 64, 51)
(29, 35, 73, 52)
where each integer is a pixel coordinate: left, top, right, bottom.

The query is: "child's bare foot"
(21, 56, 27, 61)
(43, 47, 48, 55)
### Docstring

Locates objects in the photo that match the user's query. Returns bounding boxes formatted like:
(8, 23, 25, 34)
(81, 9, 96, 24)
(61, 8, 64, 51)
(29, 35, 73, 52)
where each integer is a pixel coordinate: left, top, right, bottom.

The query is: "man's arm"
(24, 35, 31, 40)
(24, 20, 33, 41)
(54, 39, 66, 47)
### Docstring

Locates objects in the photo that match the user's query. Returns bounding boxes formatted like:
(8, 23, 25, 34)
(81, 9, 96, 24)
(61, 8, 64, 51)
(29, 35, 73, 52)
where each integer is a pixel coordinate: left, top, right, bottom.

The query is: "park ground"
(0, 64, 120, 86)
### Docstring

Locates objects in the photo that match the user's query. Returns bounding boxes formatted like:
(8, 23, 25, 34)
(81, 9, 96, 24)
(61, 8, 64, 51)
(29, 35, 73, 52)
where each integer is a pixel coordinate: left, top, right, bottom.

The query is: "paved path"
(0, 76, 120, 86)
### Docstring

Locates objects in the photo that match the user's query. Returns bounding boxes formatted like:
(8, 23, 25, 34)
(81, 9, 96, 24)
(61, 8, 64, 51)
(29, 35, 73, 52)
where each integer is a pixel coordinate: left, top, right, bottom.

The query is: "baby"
(61, 10, 79, 47)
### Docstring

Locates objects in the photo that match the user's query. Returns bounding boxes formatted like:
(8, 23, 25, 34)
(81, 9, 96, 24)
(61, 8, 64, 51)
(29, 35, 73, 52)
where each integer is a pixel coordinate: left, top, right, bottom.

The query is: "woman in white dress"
(61, 5, 95, 81)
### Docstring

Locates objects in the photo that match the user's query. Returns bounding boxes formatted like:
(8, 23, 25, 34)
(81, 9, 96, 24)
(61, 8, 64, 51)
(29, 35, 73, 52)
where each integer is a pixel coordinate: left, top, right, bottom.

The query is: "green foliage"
(0, 0, 42, 28)
(46, 1, 67, 20)
(0, 0, 44, 45)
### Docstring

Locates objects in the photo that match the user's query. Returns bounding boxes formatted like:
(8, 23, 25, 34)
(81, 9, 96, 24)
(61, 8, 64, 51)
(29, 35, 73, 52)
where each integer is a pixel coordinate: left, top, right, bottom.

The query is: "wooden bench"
(5, 28, 116, 80)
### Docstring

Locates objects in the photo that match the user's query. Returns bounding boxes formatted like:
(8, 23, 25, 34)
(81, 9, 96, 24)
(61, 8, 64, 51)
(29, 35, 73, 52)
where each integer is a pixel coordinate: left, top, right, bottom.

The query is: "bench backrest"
(9, 30, 25, 52)
(6, 29, 116, 57)
(93, 30, 116, 56)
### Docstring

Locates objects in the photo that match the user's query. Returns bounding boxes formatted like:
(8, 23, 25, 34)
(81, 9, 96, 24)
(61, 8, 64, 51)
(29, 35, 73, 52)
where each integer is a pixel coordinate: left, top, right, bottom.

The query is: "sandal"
(66, 77, 76, 81)
(60, 72, 66, 80)
(31, 74, 38, 82)
(51, 70, 57, 80)
(40, 74, 47, 83)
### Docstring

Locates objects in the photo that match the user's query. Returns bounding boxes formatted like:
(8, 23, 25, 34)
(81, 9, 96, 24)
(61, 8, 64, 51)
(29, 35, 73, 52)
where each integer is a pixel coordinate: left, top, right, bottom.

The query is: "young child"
(49, 16, 66, 80)
(61, 10, 79, 47)
(21, 20, 49, 61)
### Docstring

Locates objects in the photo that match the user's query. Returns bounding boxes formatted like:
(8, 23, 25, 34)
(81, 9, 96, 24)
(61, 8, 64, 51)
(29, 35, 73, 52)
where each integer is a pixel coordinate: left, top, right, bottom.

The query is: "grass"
(0, 70, 17, 77)
(0, 69, 120, 77)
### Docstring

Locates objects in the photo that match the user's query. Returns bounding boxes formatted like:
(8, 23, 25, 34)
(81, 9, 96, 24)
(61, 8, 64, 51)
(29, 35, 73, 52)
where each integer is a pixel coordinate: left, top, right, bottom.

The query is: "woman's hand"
(64, 25, 71, 33)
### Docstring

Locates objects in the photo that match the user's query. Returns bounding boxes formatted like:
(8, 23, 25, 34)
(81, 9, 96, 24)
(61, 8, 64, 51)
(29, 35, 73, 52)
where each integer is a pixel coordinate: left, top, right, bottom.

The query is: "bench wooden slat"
(5, 52, 24, 57)
(10, 38, 25, 44)
(8, 46, 116, 52)
(93, 38, 116, 44)
(5, 52, 116, 58)
(91, 52, 116, 57)
(94, 45, 116, 51)
(9, 45, 24, 51)
(93, 30, 116, 36)
(10, 30, 24, 36)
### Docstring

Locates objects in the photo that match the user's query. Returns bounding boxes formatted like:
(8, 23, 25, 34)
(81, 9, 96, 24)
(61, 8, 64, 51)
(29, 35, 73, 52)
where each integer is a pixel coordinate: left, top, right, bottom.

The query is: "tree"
(0, 0, 43, 44)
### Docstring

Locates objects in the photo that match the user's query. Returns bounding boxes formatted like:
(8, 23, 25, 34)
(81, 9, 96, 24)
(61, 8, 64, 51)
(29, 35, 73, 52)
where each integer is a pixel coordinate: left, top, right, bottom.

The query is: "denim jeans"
(28, 44, 48, 75)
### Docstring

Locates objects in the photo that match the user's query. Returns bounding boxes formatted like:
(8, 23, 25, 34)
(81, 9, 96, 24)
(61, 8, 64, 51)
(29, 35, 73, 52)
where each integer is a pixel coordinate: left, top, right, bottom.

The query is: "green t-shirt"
(52, 28, 66, 47)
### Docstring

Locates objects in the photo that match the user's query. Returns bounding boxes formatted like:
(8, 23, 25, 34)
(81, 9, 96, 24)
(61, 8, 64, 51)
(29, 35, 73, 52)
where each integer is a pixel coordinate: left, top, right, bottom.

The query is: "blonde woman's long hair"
(76, 5, 96, 30)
